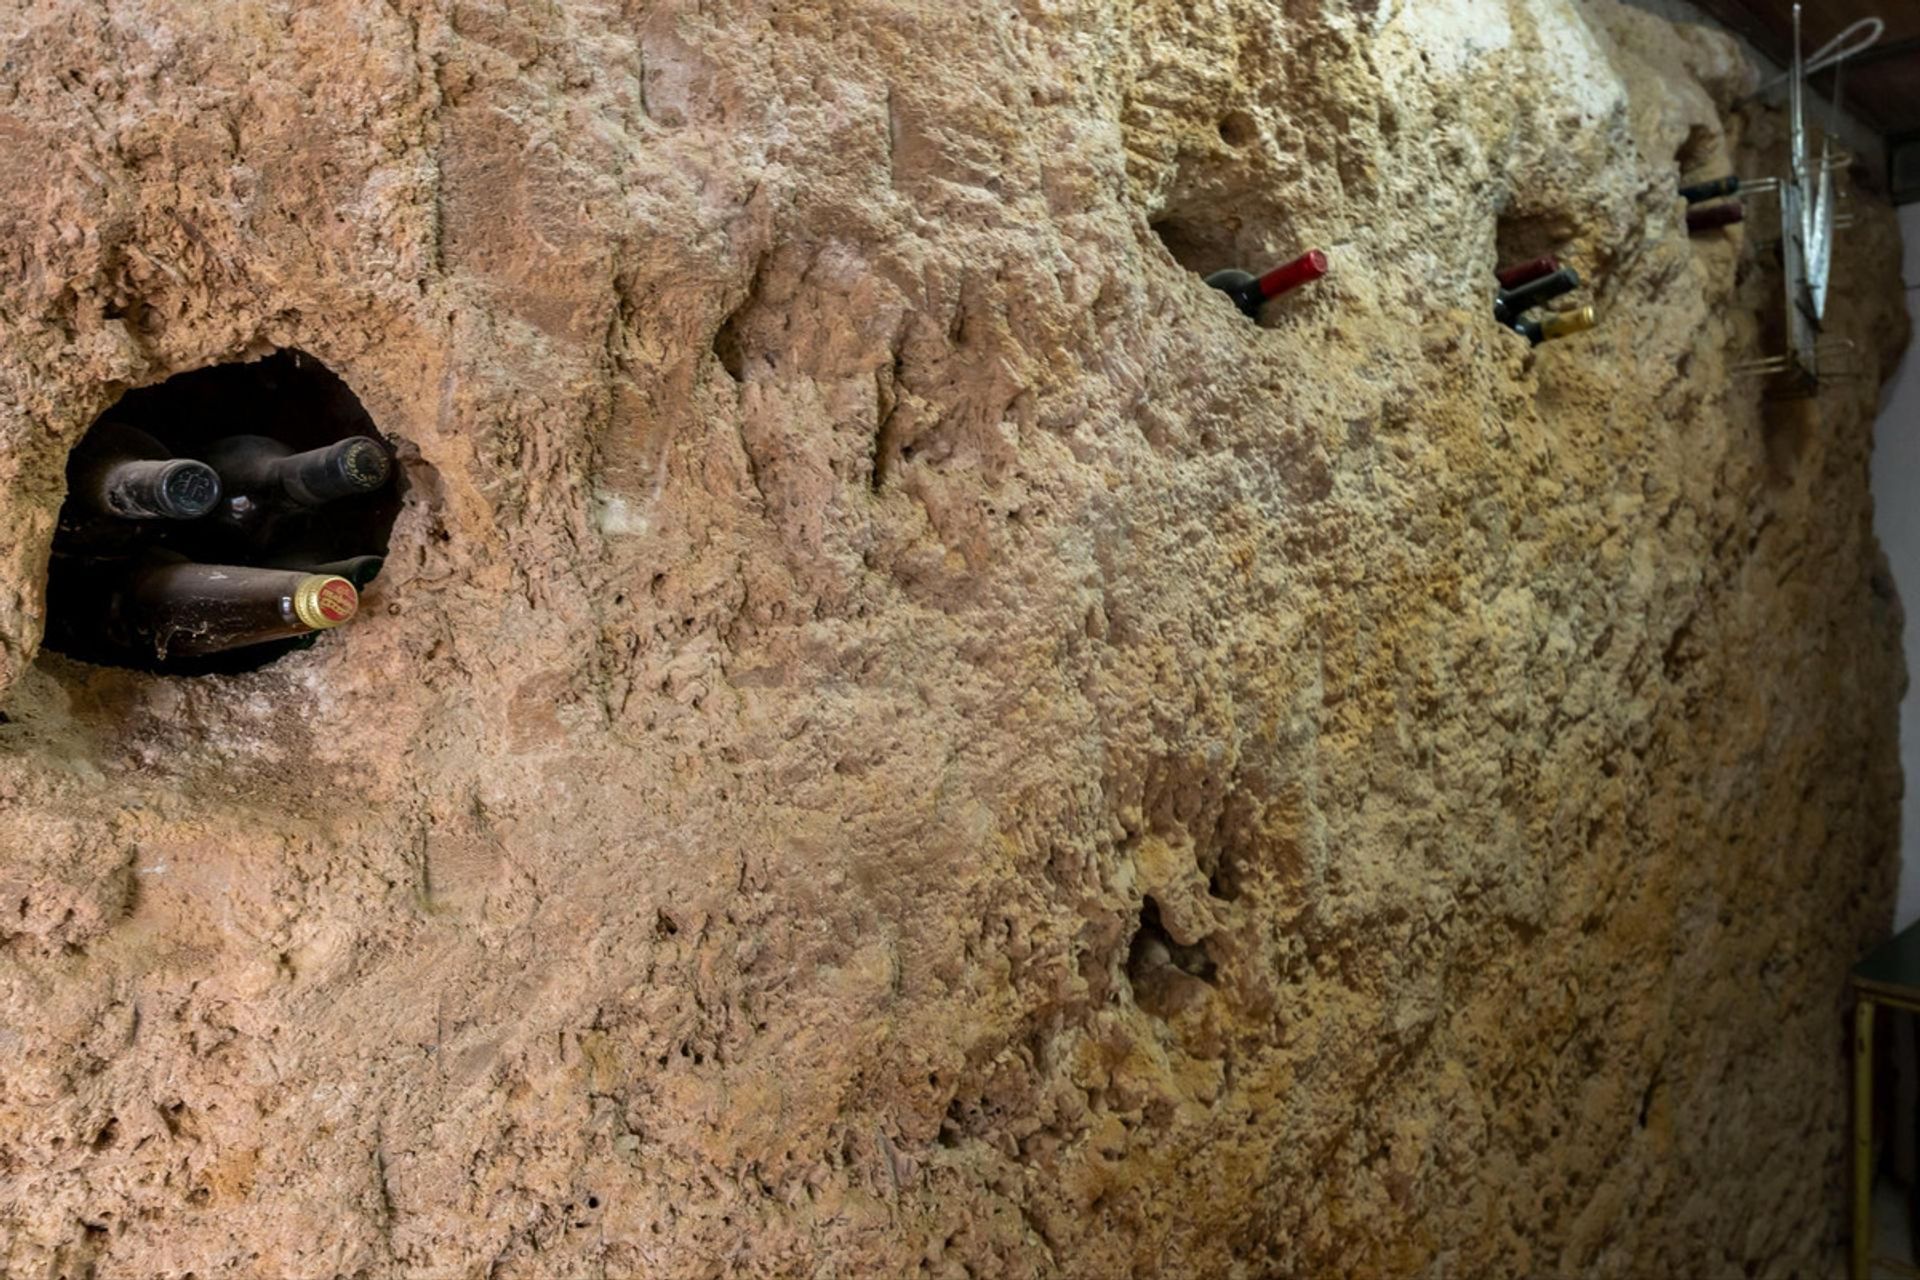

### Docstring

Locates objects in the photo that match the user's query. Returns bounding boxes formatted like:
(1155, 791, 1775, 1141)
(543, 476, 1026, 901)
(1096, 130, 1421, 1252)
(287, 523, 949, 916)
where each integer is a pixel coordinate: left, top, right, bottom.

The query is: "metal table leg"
(1859, 997, 1877, 1280)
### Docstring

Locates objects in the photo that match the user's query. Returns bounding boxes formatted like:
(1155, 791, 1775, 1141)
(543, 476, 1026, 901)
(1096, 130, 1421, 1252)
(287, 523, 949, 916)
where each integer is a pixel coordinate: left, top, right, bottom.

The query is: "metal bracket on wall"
(1735, 7, 1883, 396)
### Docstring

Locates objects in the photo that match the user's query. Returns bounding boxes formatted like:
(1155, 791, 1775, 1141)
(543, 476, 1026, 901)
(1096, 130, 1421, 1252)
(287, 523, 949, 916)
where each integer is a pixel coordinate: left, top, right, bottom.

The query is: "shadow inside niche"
(1495, 208, 1577, 277)
(1126, 896, 1216, 1020)
(1675, 122, 1722, 190)
(41, 349, 404, 677)
(1217, 111, 1259, 149)
(1152, 214, 1237, 279)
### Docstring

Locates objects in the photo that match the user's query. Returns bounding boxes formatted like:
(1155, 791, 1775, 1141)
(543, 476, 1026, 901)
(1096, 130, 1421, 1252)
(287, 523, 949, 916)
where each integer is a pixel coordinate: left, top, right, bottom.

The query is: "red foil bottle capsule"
(1687, 202, 1745, 233)
(1495, 255, 1559, 290)
(1206, 250, 1330, 319)
(1254, 249, 1329, 301)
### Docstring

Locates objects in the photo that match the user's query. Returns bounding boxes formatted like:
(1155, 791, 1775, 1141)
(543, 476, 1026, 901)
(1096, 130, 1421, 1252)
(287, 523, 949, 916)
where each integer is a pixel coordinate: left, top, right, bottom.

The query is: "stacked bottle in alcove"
(48, 426, 393, 665)
(1493, 256, 1596, 346)
(1681, 175, 1745, 234)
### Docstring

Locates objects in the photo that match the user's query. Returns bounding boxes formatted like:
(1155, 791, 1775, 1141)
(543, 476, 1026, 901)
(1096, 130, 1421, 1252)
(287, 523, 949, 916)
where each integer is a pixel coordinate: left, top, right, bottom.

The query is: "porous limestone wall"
(0, 1, 1906, 1276)
(1878, 203, 1920, 932)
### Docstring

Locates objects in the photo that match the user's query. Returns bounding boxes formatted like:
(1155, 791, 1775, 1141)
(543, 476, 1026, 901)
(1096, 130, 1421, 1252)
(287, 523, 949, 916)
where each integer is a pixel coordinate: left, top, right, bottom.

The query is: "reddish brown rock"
(0, 0, 1905, 1276)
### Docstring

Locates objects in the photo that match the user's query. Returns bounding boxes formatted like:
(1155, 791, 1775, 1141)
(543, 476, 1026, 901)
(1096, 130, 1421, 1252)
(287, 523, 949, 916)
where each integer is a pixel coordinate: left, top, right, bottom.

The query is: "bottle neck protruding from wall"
(1495, 255, 1559, 290)
(1515, 305, 1597, 347)
(1687, 202, 1745, 233)
(1679, 175, 1741, 204)
(206, 435, 393, 508)
(69, 422, 222, 521)
(1494, 267, 1581, 324)
(1206, 249, 1329, 319)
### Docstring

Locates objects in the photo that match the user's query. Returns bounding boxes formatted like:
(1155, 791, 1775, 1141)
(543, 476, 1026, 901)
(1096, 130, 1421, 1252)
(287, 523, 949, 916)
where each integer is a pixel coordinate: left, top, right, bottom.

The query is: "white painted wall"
(1881, 204, 1920, 929)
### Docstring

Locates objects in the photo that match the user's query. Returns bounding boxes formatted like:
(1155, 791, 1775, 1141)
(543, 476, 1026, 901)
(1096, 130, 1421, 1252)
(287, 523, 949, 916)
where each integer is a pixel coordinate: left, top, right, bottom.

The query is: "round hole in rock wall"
(1217, 111, 1258, 149)
(43, 349, 403, 676)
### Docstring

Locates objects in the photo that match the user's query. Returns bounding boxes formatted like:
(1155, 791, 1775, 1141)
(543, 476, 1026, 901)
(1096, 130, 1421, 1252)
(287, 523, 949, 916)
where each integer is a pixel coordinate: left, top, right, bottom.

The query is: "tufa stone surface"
(0, 0, 1906, 1276)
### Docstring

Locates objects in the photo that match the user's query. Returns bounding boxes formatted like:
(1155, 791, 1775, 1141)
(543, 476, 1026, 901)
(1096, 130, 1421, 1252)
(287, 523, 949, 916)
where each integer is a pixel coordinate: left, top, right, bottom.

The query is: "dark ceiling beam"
(1673, 0, 1920, 138)
(1835, 34, 1920, 70)
(1683, 0, 1792, 67)
(1678, 1, 1920, 72)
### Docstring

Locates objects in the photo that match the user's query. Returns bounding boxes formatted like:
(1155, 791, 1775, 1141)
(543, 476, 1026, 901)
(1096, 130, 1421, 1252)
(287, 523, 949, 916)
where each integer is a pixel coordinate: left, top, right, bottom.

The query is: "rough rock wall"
(0, 0, 1906, 1276)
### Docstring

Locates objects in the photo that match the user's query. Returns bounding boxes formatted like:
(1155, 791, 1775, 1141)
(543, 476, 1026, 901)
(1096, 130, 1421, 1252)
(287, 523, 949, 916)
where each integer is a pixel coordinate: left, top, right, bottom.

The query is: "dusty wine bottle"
(1514, 306, 1596, 346)
(1204, 249, 1329, 318)
(67, 422, 221, 521)
(50, 554, 359, 662)
(1493, 267, 1581, 324)
(200, 435, 392, 546)
(205, 435, 392, 508)
(1687, 202, 1745, 233)
(1679, 175, 1740, 203)
(1495, 255, 1560, 290)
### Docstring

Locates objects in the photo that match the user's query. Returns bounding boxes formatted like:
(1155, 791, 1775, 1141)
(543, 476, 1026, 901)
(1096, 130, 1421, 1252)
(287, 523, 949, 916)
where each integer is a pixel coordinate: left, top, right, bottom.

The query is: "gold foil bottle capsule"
(1517, 305, 1597, 346)
(292, 575, 359, 630)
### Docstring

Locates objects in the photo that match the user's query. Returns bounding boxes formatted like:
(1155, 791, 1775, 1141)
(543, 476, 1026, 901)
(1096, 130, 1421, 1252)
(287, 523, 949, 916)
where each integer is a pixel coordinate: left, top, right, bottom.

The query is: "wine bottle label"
(292, 575, 359, 629)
